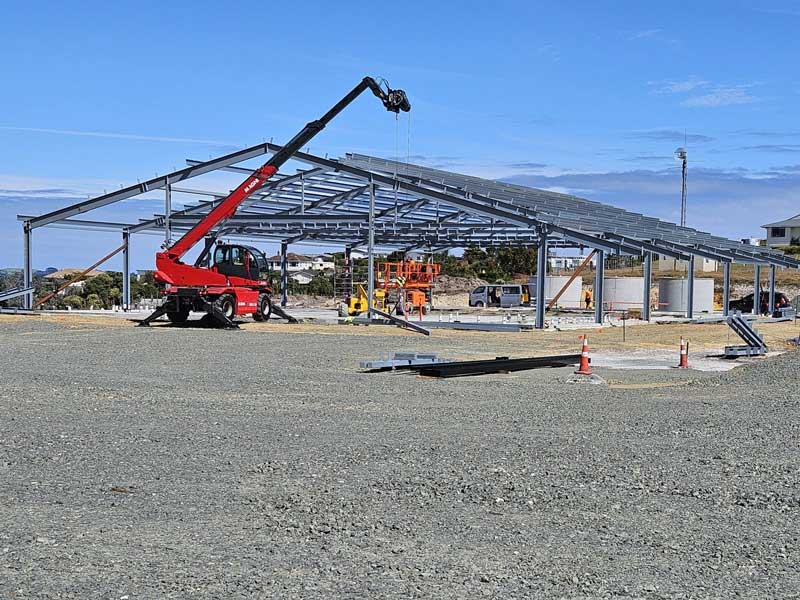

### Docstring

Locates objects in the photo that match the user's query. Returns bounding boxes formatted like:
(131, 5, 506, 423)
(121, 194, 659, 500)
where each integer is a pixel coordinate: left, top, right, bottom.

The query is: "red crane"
(139, 77, 410, 327)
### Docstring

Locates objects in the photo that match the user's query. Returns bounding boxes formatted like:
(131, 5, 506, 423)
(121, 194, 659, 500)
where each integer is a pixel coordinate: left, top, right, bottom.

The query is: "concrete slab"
(590, 349, 778, 372)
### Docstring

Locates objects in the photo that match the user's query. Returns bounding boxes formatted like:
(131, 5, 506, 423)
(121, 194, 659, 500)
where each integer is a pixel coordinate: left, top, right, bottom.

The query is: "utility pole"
(674, 147, 687, 227)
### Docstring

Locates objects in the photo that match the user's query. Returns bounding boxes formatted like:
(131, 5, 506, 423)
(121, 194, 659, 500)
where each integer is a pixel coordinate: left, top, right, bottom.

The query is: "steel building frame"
(17, 141, 800, 327)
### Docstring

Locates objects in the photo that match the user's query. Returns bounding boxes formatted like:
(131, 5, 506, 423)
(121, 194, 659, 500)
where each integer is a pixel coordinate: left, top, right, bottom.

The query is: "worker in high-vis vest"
(584, 288, 592, 310)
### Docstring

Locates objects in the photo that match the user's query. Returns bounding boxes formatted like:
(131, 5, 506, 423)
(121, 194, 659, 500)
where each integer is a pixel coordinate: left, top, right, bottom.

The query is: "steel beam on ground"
(723, 261, 731, 317)
(122, 231, 130, 310)
(280, 242, 288, 308)
(768, 265, 776, 315)
(753, 265, 761, 315)
(367, 182, 375, 310)
(687, 255, 695, 319)
(536, 233, 547, 329)
(642, 251, 652, 321)
(22, 223, 32, 309)
(594, 249, 604, 324)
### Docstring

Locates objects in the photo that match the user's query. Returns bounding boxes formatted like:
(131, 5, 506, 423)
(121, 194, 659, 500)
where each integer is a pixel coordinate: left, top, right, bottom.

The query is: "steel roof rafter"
(18, 141, 800, 270)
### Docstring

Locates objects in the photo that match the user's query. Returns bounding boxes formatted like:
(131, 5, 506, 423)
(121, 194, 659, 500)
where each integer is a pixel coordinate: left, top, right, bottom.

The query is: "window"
(771, 227, 786, 238)
(502, 286, 520, 295)
(230, 247, 243, 266)
(473, 286, 485, 294)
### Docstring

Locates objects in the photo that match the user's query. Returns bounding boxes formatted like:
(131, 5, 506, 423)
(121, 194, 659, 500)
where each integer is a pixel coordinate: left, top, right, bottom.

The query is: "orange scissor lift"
(377, 260, 440, 315)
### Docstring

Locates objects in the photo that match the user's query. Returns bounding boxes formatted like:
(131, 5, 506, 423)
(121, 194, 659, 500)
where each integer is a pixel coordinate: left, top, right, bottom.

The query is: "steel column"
(642, 251, 652, 321)
(164, 184, 172, 247)
(280, 242, 288, 308)
(594, 250, 604, 324)
(344, 246, 353, 295)
(687, 255, 695, 319)
(22, 223, 32, 309)
(722, 261, 731, 316)
(367, 182, 375, 310)
(535, 233, 547, 329)
(768, 265, 776, 315)
(753, 265, 761, 315)
(122, 230, 130, 310)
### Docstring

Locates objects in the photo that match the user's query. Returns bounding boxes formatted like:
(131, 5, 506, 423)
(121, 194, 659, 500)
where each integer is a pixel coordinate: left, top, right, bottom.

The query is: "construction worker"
(584, 288, 592, 310)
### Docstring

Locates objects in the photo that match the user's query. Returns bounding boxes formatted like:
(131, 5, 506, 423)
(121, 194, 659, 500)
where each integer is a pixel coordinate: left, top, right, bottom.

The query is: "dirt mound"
(285, 294, 338, 308)
(434, 275, 487, 293)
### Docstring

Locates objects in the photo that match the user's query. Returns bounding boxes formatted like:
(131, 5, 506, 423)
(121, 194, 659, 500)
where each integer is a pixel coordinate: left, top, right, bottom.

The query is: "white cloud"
(503, 167, 800, 239)
(631, 28, 662, 39)
(0, 173, 108, 198)
(649, 77, 709, 94)
(0, 126, 237, 148)
(681, 85, 757, 107)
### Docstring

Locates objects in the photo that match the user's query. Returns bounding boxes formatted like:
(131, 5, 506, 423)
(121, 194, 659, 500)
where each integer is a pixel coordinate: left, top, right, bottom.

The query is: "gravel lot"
(1, 317, 799, 598)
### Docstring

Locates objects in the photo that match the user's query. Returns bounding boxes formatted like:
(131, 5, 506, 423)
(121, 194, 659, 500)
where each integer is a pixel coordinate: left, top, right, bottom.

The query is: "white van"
(468, 284, 526, 307)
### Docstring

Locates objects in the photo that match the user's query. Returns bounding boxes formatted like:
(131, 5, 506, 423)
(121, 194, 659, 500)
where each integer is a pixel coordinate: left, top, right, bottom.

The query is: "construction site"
(3, 69, 800, 596)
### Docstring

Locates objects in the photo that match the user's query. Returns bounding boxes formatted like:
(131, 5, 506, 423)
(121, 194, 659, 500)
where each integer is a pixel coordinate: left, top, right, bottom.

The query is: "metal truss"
(18, 140, 800, 310)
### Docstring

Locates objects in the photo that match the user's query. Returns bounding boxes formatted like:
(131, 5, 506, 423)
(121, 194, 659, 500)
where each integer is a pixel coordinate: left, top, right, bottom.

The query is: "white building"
(657, 256, 718, 273)
(289, 271, 316, 285)
(762, 214, 800, 248)
(740, 237, 764, 247)
(547, 255, 594, 271)
(310, 254, 334, 271)
(267, 253, 313, 272)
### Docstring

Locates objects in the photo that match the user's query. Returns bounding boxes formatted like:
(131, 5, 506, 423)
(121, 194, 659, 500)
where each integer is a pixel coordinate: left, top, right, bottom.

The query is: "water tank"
(528, 276, 583, 308)
(603, 277, 644, 311)
(658, 278, 714, 313)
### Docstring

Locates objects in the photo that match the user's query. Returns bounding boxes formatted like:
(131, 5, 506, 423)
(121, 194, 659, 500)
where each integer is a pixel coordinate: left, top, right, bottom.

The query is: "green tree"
(82, 273, 115, 307)
(62, 295, 84, 309)
(446, 246, 538, 281)
(85, 293, 102, 308)
(131, 271, 161, 301)
(306, 273, 334, 296)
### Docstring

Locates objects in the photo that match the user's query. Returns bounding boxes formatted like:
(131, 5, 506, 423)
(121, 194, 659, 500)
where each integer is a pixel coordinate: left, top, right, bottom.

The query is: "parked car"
(728, 291, 790, 315)
(469, 284, 527, 307)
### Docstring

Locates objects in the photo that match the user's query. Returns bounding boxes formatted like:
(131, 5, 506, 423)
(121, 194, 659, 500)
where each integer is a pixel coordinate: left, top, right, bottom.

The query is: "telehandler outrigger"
(138, 77, 410, 328)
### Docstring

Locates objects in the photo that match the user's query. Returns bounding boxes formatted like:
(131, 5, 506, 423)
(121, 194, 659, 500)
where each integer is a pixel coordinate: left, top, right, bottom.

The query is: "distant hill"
(1, 267, 59, 277)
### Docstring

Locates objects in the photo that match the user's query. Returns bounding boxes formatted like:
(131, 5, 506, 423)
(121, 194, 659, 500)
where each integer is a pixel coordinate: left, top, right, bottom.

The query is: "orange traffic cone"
(574, 335, 592, 375)
(676, 337, 689, 369)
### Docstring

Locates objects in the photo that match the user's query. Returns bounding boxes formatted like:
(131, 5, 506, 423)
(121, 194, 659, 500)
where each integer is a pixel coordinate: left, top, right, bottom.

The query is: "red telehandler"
(139, 77, 410, 328)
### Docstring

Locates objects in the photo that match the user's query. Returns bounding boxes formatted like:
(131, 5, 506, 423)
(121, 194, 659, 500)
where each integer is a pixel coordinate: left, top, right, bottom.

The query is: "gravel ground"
(1, 317, 799, 598)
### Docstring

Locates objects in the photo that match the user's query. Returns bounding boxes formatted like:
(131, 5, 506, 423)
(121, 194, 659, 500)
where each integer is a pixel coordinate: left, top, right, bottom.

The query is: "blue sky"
(2, 0, 799, 270)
